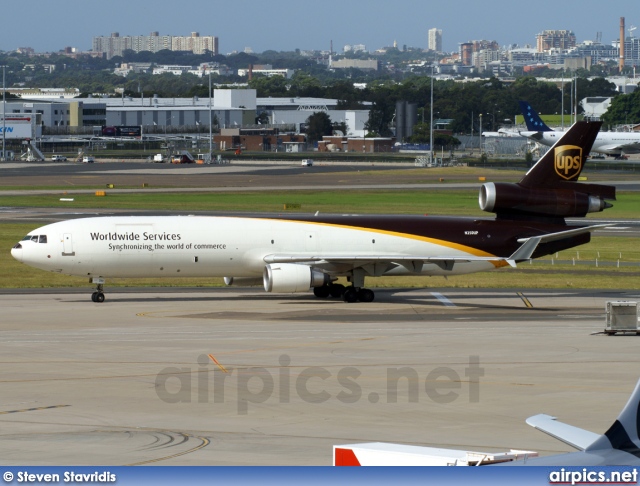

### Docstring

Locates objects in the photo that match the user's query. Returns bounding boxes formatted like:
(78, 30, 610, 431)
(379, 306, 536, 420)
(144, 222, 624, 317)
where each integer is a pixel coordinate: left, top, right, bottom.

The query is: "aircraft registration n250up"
(11, 121, 615, 303)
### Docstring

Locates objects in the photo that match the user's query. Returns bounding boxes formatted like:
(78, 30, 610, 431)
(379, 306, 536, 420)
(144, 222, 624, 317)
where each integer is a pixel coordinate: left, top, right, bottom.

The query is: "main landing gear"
(90, 280, 105, 303)
(313, 283, 375, 303)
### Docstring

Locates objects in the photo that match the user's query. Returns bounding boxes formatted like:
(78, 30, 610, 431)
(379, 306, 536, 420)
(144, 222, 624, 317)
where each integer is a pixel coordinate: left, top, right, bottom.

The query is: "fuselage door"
(305, 231, 317, 252)
(62, 233, 75, 256)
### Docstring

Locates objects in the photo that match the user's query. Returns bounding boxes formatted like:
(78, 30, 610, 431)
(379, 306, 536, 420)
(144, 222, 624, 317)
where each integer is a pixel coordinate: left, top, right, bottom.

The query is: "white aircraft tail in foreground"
(335, 379, 640, 466)
(515, 379, 640, 466)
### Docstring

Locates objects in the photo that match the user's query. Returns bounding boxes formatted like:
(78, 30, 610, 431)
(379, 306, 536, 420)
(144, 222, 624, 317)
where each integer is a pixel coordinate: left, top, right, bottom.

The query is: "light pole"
(479, 113, 483, 154)
(208, 70, 213, 162)
(561, 73, 565, 130)
(429, 65, 434, 164)
(1, 65, 5, 161)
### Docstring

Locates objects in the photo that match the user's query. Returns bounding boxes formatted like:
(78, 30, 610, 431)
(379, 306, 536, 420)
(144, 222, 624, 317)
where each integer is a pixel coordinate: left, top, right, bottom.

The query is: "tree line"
(1, 48, 637, 130)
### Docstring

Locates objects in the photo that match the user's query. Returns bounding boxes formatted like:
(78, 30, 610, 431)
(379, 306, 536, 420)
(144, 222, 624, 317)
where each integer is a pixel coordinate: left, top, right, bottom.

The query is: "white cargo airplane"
(11, 121, 615, 303)
(519, 101, 640, 157)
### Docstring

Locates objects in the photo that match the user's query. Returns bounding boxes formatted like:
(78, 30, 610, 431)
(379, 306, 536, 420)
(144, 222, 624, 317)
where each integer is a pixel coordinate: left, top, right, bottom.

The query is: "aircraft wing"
(526, 414, 600, 451)
(264, 225, 608, 270)
(264, 254, 504, 272)
(597, 142, 640, 155)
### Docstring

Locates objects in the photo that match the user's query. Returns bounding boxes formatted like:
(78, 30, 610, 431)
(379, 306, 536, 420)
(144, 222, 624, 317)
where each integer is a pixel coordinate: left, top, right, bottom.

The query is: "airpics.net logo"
(554, 144, 583, 180)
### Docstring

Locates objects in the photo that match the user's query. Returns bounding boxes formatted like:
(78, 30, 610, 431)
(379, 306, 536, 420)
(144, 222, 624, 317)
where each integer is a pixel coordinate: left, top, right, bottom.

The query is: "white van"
(51, 155, 67, 162)
(82, 156, 95, 163)
(301, 159, 313, 166)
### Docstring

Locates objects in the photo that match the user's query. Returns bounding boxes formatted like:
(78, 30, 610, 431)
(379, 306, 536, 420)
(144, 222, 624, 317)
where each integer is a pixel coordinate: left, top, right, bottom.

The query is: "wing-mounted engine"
(263, 263, 330, 293)
(479, 182, 614, 220)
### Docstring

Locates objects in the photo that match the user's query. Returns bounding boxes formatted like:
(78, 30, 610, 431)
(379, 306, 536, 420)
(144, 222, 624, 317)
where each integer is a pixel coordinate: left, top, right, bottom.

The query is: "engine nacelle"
(224, 277, 263, 287)
(479, 182, 610, 218)
(263, 263, 330, 293)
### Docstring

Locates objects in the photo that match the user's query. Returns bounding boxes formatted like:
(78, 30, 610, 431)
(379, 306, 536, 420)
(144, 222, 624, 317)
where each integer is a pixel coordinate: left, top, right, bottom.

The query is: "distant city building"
(16, 47, 35, 56)
(428, 28, 442, 52)
(344, 44, 367, 53)
(574, 40, 619, 65)
(473, 49, 502, 73)
(564, 55, 592, 72)
(536, 30, 576, 52)
(152, 65, 194, 75)
(330, 59, 378, 71)
(459, 43, 473, 65)
(92, 32, 218, 59)
(237, 67, 295, 79)
(620, 36, 640, 66)
(460, 40, 500, 66)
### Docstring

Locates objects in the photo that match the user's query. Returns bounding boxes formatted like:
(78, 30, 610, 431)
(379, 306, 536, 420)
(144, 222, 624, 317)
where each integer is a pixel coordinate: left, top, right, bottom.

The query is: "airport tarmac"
(3, 160, 640, 193)
(1, 287, 640, 466)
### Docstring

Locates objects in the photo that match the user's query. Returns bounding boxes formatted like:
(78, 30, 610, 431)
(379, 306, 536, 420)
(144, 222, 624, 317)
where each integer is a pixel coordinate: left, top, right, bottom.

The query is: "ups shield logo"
(554, 145, 583, 180)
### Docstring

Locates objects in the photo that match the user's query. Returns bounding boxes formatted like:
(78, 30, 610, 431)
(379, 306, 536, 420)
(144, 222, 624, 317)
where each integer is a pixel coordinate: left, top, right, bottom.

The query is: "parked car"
(51, 155, 67, 162)
(82, 156, 95, 163)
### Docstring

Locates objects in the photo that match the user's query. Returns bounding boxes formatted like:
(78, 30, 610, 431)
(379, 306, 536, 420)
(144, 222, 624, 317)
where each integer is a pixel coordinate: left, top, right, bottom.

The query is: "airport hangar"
(3, 89, 371, 137)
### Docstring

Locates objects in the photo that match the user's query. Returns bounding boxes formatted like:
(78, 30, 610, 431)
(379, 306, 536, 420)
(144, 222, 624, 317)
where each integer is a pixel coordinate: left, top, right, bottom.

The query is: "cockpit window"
(20, 234, 47, 243)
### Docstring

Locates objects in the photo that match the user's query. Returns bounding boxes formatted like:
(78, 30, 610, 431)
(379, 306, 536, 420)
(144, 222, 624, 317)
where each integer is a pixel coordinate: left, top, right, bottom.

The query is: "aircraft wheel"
(313, 285, 330, 298)
(91, 292, 98, 302)
(95, 292, 105, 303)
(329, 283, 345, 298)
(343, 287, 358, 303)
(357, 288, 375, 303)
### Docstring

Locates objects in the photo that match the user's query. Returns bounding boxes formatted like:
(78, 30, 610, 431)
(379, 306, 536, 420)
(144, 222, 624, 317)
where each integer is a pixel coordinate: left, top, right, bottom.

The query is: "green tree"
(601, 90, 640, 127)
(305, 111, 333, 143)
(248, 76, 289, 97)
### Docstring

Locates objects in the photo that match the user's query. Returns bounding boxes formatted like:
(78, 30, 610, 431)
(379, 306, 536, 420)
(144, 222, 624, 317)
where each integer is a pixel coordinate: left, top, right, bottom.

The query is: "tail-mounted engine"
(479, 182, 614, 220)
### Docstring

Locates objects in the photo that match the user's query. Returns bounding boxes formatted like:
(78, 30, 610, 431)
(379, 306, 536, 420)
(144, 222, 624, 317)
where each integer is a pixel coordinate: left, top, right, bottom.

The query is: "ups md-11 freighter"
(12, 121, 614, 303)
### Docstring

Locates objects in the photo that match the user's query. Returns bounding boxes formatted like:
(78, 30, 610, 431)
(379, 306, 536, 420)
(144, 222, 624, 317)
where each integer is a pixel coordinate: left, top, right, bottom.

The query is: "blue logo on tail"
(518, 101, 552, 132)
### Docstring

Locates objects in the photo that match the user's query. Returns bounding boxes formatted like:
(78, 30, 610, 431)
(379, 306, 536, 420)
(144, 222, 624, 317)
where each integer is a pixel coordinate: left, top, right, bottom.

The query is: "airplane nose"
(11, 243, 23, 263)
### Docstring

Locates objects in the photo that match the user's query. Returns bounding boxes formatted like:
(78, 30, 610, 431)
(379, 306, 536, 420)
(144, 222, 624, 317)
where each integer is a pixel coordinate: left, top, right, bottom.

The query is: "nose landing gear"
(90, 279, 106, 303)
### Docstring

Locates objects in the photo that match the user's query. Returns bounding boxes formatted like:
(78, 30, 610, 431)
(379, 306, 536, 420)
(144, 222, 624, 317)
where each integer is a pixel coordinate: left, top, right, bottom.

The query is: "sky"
(4, 0, 639, 55)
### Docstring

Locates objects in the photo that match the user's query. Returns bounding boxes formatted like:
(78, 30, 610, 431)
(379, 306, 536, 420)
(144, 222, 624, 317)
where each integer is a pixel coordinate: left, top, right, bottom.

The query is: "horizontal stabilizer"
(526, 414, 600, 451)
(507, 224, 607, 266)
